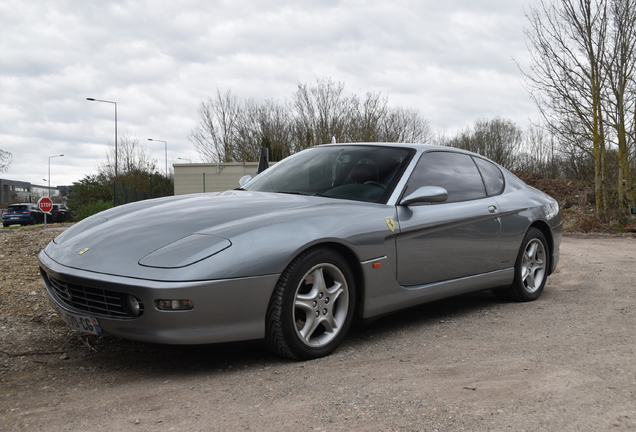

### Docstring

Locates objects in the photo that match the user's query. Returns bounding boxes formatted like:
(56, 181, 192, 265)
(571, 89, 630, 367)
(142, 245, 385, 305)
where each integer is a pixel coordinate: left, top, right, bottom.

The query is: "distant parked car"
(51, 204, 71, 223)
(2, 203, 44, 227)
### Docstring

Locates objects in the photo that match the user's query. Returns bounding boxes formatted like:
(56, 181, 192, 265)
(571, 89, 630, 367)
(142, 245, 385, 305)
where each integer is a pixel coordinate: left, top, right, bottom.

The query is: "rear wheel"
(493, 227, 549, 302)
(265, 247, 356, 360)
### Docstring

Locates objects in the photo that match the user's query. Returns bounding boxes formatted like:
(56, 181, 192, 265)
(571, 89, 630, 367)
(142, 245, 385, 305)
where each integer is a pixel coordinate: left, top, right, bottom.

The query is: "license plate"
(55, 305, 103, 335)
(11, 217, 19, 219)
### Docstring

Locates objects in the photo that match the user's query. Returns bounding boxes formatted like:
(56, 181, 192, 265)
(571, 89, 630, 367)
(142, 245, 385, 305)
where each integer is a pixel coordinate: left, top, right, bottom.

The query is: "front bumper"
(39, 250, 280, 345)
(549, 221, 563, 275)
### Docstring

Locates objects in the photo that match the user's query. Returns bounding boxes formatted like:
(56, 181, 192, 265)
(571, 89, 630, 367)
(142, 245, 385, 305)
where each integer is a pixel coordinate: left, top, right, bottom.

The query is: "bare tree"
(0, 148, 12, 173)
(100, 131, 157, 179)
(438, 118, 523, 170)
(522, 123, 563, 177)
(235, 99, 292, 162)
(256, 100, 293, 161)
(189, 77, 432, 164)
(91, 132, 164, 204)
(291, 80, 432, 146)
(522, 0, 610, 219)
(189, 89, 240, 163)
(379, 106, 433, 144)
(233, 99, 263, 163)
(604, 0, 636, 215)
(345, 91, 389, 142)
(291, 77, 349, 150)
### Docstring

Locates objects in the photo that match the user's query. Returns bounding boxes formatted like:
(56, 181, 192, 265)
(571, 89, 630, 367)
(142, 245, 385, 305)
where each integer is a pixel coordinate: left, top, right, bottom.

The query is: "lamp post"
(86, 98, 117, 177)
(148, 138, 168, 176)
(48, 154, 64, 198)
(87, 98, 117, 206)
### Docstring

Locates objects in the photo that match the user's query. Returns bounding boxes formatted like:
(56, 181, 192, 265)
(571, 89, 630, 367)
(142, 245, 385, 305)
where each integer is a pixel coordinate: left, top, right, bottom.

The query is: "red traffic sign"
(38, 197, 53, 214)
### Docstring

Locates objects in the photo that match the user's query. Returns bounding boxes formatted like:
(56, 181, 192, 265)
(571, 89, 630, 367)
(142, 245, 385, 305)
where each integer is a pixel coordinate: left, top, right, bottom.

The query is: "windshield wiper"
(272, 190, 313, 196)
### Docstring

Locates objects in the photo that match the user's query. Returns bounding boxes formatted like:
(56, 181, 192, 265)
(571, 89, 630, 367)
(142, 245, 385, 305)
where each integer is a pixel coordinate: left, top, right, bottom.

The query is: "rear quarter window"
(473, 157, 505, 196)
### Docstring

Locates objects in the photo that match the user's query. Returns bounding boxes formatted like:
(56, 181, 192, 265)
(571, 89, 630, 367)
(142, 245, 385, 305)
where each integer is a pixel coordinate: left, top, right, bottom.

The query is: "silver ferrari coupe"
(39, 143, 562, 360)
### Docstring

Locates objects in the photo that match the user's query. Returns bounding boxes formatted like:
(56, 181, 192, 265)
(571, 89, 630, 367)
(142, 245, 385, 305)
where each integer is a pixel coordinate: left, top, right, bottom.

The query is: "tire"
(493, 227, 550, 302)
(30, 215, 37, 225)
(265, 247, 356, 360)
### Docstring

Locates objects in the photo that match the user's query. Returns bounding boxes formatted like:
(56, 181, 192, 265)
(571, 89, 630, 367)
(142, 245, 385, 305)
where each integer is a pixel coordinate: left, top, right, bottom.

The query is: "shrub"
(73, 200, 113, 221)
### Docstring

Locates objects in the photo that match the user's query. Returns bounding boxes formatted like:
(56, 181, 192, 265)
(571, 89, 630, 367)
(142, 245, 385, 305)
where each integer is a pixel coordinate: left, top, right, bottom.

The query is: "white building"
(174, 162, 263, 195)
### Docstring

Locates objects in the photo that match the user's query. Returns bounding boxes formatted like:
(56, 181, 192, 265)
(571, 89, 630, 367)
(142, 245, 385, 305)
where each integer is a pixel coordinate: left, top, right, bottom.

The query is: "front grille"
(47, 274, 144, 319)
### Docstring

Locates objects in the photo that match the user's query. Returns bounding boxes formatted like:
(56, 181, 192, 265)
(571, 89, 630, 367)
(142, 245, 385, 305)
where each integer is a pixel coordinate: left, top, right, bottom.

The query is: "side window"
(404, 152, 487, 203)
(473, 157, 505, 196)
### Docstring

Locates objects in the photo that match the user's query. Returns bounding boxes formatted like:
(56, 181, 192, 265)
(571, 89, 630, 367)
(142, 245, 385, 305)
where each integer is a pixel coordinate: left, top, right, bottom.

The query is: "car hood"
(43, 191, 387, 280)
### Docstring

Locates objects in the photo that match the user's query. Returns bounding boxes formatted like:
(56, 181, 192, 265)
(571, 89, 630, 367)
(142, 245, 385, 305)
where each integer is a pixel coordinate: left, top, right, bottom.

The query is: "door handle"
(488, 205, 498, 214)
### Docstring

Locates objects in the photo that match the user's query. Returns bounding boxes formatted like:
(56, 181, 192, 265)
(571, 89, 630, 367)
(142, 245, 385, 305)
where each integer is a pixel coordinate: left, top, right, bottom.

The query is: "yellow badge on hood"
(78, 248, 90, 255)
(385, 217, 396, 232)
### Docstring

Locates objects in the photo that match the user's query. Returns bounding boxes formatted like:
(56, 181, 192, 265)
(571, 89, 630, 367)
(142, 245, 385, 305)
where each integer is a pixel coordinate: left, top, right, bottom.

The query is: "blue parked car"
(2, 203, 44, 227)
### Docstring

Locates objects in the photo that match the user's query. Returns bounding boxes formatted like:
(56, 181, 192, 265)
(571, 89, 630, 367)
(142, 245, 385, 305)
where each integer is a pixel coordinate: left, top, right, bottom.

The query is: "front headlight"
(547, 202, 560, 220)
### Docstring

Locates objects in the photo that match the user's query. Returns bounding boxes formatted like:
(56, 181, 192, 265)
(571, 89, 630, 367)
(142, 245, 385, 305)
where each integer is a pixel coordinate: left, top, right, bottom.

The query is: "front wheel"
(493, 227, 550, 302)
(265, 247, 356, 360)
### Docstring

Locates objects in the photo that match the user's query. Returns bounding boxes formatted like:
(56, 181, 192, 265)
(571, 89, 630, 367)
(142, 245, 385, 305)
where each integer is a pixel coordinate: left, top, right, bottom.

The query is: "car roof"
(318, 142, 435, 149)
(316, 142, 493, 159)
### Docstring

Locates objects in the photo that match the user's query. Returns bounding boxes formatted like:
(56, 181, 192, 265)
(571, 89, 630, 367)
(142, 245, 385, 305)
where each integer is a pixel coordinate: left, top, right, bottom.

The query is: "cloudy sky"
(0, 0, 541, 187)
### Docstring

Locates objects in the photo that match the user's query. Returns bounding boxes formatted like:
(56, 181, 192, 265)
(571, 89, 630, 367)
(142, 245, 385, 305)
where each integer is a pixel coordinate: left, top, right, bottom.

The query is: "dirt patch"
(514, 172, 636, 234)
(514, 171, 593, 209)
(1, 226, 636, 431)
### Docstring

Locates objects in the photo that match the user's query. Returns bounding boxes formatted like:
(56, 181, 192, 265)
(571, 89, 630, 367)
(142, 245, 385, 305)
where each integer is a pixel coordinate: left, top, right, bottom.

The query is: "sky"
(0, 0, 541, 187)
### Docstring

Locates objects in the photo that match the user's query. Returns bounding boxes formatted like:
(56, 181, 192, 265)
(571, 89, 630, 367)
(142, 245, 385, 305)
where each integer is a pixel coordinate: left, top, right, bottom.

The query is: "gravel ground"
(1, 225, 636, 431)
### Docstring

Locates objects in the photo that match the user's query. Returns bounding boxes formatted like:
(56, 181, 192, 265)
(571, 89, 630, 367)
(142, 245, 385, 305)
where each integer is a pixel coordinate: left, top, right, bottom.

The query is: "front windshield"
(243, 145, 415, 204)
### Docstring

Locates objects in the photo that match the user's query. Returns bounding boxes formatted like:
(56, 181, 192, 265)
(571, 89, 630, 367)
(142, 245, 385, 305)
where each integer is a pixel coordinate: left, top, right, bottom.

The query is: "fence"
(113, 175, 174, 206)
(174, 162, 262, 195)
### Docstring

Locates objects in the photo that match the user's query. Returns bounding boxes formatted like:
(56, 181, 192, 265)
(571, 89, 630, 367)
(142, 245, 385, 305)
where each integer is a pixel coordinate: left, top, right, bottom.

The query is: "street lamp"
(148, 138, 168, 176)
(48, 154, 64, 198)
(86, 98, 117, 178)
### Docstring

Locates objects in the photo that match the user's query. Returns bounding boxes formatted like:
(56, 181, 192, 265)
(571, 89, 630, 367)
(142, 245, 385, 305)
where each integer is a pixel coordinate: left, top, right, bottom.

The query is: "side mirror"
(239, 175, 252, 188)
(400, 186, 448, 206)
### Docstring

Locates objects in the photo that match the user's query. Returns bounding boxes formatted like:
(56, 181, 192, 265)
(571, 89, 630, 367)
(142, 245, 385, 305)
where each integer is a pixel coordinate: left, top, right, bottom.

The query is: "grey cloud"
(0, 0, 541, 186)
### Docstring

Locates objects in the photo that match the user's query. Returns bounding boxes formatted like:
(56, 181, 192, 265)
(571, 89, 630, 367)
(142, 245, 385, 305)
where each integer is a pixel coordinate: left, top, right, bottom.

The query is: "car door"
(395, 151, 501, 286)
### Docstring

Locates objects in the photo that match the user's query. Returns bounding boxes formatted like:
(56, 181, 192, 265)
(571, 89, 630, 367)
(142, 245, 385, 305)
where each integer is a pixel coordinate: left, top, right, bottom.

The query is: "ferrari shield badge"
(385, 217, 396, 232)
